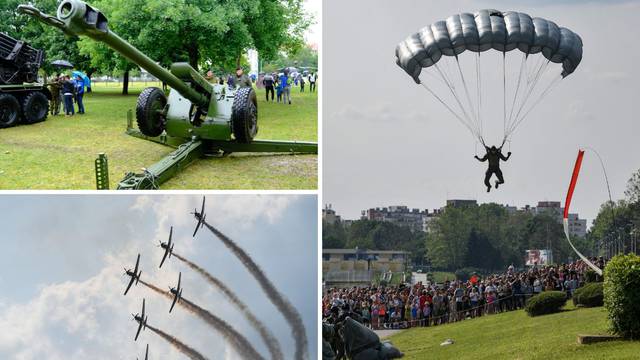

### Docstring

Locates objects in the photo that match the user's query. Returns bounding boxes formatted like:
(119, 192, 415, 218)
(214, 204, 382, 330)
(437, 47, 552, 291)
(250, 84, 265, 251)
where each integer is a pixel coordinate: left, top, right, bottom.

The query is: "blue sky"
(0, 194, 317, 359)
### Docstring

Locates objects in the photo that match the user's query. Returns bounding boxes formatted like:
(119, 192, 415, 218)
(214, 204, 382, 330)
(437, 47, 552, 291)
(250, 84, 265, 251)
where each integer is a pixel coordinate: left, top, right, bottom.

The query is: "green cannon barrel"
(18, 0, 210, 108)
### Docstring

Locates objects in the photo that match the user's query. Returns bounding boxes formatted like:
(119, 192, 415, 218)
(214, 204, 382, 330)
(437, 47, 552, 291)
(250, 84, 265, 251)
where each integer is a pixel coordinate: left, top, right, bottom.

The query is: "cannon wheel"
(0, 93, 21, 128)
(22, 91, 49, 124)
(231, 87, 258, 143)
(136, 87, 167, 137)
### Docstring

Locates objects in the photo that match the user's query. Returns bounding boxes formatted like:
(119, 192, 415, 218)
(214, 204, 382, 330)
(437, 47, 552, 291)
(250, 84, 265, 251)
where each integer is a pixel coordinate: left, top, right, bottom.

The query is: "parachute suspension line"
(503, 52, 507, 136)
(507, 75, 562, 138)
(476, 52, 483, 137)
(433, 63, 477, 135)
(506, 59, 551, 136)
(419, 81, 477, 139)
(527, 55, 545, 84)
(454, 55, 480, 137)
(505, 53, 527, 136)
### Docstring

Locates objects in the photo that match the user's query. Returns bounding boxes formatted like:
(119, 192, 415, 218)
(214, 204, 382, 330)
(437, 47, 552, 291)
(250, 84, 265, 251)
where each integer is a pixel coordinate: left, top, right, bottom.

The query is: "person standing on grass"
(279, 70, 291, 104)
(308, 72, 317, 92)
(62, 75, 75, 116)
(48, 74, 62, 115)
(263, 73, 275, 101)
(299, 74, 305, 92)
(75, 75, 85, 114)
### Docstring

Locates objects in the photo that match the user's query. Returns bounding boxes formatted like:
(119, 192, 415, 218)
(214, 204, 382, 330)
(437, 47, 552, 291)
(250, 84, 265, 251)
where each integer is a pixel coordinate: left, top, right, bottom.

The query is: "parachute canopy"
(395, 10, 583, 145)
(396, 10, 583, 83)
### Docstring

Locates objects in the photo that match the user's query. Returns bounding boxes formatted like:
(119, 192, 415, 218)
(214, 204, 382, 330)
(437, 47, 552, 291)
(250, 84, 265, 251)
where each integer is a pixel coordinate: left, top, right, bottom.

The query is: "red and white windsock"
(563, 150, 602, 275)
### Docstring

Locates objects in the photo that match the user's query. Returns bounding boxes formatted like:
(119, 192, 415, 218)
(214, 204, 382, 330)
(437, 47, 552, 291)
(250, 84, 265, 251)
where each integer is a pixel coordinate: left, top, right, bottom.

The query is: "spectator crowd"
(48, 73, 89, 116)
(323, 258, 606, 330)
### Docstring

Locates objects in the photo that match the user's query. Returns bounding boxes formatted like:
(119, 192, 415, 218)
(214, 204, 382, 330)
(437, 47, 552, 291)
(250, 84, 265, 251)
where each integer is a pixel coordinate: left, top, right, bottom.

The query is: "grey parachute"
(395, 10, 582, 146)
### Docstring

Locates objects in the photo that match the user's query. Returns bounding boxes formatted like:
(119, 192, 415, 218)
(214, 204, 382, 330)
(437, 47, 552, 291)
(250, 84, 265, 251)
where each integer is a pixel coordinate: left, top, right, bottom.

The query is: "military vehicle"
(18, 0, 317, 189)
(0, 32, 50, 128)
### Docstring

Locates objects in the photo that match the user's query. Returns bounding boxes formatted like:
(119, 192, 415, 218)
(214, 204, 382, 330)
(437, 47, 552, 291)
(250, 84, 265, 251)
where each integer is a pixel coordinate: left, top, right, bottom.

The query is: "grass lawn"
(388, 304, 640, 359)
(0, 81, 317, 189)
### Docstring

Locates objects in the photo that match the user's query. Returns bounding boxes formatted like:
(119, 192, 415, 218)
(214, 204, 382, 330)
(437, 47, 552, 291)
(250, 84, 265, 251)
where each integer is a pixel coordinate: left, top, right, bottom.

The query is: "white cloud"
(0, 195, 316, 359)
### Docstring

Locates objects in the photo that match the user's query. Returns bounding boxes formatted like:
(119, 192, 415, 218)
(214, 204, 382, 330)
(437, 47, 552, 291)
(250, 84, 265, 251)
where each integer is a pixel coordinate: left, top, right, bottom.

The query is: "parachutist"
(475, 146, 511, 192)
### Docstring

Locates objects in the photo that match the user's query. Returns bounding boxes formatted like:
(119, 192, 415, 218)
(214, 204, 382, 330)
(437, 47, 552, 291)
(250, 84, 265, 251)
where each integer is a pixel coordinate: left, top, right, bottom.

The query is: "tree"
(625, 169, 640, 204)
(75, 0, 311, 93)
(263, 44, 318, 72)
(322, 221, 347, 249)
(426, 207, 474, 269)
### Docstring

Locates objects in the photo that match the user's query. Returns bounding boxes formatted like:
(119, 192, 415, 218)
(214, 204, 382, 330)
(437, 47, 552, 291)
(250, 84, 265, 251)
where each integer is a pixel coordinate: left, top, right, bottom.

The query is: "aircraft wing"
(192, 220, 200, 237)
(134, 254, 140, 273)
(159, 249, 169, 268)
(124, 276, 135, 295)
(135, 321, 143, 341)
(169, 294, 178, 313)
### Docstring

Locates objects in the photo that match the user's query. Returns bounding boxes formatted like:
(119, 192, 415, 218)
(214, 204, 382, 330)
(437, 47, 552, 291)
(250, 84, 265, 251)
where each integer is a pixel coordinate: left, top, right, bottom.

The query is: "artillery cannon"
(0, 32, 50, 127)
(18, 0, 317, 189)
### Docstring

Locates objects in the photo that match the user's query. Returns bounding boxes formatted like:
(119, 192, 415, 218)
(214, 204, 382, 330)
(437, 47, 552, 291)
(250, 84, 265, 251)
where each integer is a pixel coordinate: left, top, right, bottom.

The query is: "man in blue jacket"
(74, 75, 85, 114)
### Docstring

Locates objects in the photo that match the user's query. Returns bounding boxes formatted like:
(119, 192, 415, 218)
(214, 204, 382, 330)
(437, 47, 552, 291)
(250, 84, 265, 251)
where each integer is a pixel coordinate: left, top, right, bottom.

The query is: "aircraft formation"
(123, 197, 206, 359)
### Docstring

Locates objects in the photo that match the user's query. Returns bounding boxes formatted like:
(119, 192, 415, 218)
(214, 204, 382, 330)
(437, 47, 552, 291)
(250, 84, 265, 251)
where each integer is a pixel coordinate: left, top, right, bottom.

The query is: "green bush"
(584, 269, 598, 283)
(525, 291, 567, 317)
(604, 254, 640, 339)
(573, 282, 603, 307)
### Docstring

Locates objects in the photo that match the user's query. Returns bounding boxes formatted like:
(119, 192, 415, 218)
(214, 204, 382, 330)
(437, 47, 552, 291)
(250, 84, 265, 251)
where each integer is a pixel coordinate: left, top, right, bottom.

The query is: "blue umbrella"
(72, 70, 91, 89)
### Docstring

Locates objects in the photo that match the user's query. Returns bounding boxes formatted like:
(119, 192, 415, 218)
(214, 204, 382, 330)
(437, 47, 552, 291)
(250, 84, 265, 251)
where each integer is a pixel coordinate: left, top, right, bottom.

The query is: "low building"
(524, 201, 587, 238)
(361, 206, 429, 233)
(322, 204, 341, 225)
(446, 199, 478, 208)
(323, 248, 409, 286)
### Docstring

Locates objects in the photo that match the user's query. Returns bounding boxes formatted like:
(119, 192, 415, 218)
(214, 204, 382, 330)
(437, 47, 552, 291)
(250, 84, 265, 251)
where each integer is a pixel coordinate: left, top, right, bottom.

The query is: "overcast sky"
(304, 0, 320, 45)
(323, 0, 640, 225)
(0, 194, 316, 359)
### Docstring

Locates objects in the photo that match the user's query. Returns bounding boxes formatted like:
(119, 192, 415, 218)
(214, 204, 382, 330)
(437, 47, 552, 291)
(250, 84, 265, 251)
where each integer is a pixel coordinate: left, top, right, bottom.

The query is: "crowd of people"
(48, 73, 89, 117)
(261, 70, 317, 104)
(205, 66, 317, 105)
(46, 65, 315, 118)
(323, 258, 605, 330)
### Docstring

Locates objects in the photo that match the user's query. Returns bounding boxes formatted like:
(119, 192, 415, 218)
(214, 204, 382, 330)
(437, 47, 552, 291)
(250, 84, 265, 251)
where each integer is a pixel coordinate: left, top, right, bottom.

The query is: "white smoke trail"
(173, 252, 284, 360)
(199, 220, 308, 360)
(145, 323, 208, 360)
(139, 279, 265, 360)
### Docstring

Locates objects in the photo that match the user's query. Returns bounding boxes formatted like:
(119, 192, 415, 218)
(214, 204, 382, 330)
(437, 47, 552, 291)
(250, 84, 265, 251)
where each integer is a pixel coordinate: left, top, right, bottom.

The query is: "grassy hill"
(0, 82, 317, 189)
(387, 304, 640, 360)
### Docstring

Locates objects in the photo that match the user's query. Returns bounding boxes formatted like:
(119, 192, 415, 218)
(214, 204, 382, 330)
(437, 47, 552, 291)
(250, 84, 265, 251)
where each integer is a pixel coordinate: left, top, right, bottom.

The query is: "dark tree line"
(323, 203, 597, 272)
(324, 176, 640, 274)
(2, 0, 311, 93)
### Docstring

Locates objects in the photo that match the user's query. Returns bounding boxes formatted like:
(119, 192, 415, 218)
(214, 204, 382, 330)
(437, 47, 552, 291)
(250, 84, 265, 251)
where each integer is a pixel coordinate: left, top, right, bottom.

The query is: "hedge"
(604, 254, 640, 339)
(573, 282, 603, 307)
(525, 291, 567, 317)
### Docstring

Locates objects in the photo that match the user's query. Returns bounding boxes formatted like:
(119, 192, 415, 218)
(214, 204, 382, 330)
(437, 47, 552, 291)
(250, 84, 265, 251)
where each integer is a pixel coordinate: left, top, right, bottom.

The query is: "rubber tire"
(22, 91, 49, 124)
(136, 87, 167, 137)
(0, 93, 20, 128)
(231, 87, 258, 143)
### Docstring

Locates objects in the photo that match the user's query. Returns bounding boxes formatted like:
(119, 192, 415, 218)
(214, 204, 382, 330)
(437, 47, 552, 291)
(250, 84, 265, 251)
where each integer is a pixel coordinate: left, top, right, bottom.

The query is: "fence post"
(95, 153, 110, 190)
